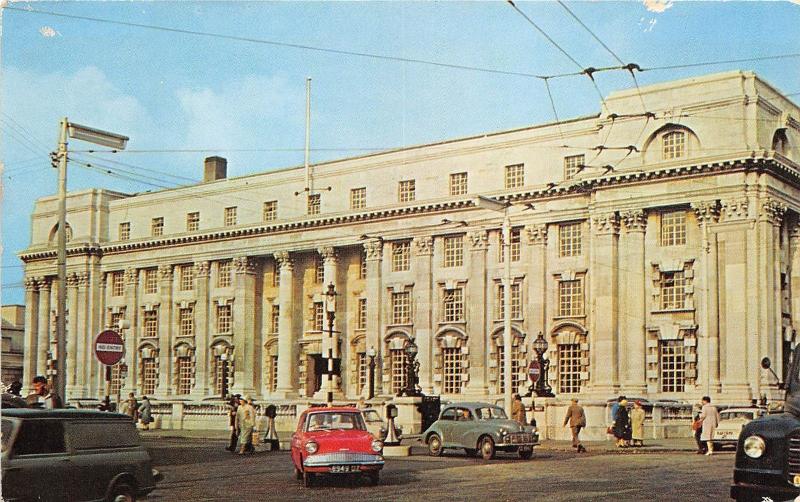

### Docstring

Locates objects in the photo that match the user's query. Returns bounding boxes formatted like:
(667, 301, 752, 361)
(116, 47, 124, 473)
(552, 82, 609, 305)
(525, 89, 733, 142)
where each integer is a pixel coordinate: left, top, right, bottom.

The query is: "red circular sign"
(528, 361, 541, 383)
(94, 330, 125, 366)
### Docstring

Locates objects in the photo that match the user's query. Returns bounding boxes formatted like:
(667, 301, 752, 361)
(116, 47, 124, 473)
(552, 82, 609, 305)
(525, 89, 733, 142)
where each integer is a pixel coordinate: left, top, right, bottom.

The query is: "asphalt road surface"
(145, 437, 733, 501)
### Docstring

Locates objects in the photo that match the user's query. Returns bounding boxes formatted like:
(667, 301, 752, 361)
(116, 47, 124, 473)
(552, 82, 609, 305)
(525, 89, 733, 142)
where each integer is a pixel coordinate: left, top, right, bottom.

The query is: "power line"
(642, 53, 800, 72)
(556, 1, 624, 65)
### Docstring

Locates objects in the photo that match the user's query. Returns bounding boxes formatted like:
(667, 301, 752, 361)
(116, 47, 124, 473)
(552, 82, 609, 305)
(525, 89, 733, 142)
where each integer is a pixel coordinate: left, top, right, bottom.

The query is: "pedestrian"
(126, 392, 139, 422)
(630, 401, 645, 447)
(9, 381, 22, 396)
(138, 396, 153, 430)
(236, 395, 256, 455)
(692, 411, 706, 454)
(25, 375, 62, 409)
(610, 395, 625, 423)
(613, 398, 631, 448)
(563, 398, 587, 453)
(699, 396, 720, 456)
(511, 394, 526, 424)
(226, 394, 241, 452)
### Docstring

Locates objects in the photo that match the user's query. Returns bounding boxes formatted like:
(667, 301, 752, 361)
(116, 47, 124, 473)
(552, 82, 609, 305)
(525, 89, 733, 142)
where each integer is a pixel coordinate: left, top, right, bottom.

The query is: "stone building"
(2, 305, 25, 386)
(18, 71, 800, 409)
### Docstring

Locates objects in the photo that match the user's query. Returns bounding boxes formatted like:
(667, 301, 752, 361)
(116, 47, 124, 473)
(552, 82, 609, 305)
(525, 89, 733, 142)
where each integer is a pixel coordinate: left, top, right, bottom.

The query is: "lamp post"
(401, 339, 421, 397)
(53, 119, 128, 406)
(532, 332, 554, 397)
(324, 283, 337, 406)
(220, 352, 229, 399)
(367, 346, 377, 400)
(473, 195, 513, 416)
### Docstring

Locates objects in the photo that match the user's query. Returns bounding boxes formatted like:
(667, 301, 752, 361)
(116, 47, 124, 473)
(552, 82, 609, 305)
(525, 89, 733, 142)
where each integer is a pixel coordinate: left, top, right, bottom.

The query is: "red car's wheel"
(294, 467, 302, 481)
(303, 470, 315, 487)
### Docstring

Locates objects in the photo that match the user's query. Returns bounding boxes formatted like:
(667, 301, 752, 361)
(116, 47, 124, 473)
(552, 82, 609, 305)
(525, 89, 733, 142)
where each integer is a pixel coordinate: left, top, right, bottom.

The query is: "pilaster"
(231, 256, 258, 397)
(363, 240, 384, 395)
(464, 231, 488, 395)
(36, 277, 52, 378)
(525, 224, 548, 343)
(692, 200, 721, 395)
(66, 272, 80, 396)
(122, 267, 138, 394)
(758, 198, 786, 396)
(192, 261, 211, 398)
(274, 251, 297, 398)
(75, 272, 90, 397)
(155, 265, 173, 399)
(588, 211, 619, 394)
(413, 236, 435, 394)
(23, 277, 39, 393)
(619, 209, 647, 395)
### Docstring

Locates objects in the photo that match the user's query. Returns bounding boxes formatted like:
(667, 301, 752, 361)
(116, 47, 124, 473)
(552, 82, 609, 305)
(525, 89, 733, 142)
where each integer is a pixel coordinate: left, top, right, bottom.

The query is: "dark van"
(2, 408, 162, 501)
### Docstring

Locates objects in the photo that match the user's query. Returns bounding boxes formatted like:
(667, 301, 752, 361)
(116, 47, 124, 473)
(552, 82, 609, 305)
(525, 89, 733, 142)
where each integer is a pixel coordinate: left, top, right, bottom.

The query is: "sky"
(1, 0, 800, 305)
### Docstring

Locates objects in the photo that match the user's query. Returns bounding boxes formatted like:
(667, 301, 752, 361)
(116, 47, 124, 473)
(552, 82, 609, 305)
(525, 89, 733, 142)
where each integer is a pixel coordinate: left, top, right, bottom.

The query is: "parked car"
(362, 407, 402, 441)
(290, 406, 384, 487)
(711, 407, 766, 450)
(422, 402, 539, 460)
(2, 408, 163, 502)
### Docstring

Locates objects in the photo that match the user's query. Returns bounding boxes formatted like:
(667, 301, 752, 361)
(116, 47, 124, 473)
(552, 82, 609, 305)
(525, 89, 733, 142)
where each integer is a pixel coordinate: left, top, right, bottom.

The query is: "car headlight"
(743, 435, 765, 459)
(371, 440, 383, 452)
(305, 441, 319, 454)
(499, 428, 508, 436)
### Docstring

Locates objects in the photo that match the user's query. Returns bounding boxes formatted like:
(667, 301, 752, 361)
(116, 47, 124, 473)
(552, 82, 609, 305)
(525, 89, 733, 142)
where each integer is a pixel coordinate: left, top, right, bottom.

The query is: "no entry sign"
(528, 360, 541, 384)
(95, 330, 125, 366)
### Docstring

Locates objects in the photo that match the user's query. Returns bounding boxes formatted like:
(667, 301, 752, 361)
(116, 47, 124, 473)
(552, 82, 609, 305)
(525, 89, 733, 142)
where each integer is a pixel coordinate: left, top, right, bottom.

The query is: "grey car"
(2, 408, 162, 502)
(422, 402, 539, 460)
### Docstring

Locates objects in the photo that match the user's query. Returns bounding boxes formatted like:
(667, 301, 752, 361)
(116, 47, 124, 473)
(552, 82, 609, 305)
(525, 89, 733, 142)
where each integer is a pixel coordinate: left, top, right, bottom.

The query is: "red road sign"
(528, 360, 541, 383)
(94, 330, 124, 366)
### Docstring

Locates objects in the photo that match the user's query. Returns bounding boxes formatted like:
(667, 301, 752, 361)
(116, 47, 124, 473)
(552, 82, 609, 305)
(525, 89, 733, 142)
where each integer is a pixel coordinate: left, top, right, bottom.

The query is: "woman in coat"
(138, 396, 152, 430)
(699, 396, 721, 455)
(613, 398, 631, 447)
(630, 401, 646, 447)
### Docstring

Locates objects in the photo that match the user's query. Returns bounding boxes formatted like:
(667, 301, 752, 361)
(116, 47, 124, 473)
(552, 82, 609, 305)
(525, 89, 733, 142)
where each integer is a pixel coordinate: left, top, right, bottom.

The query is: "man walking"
(699, 396, 720, 456)
(511, 394, 526, 424)
(563, 398, 587, 453)
(226, 394, 241, 452)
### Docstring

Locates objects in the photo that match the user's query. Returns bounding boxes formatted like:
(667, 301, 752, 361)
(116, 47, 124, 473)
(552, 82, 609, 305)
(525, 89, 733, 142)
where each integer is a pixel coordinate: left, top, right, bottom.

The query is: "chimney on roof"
(204, 156, 227, 182)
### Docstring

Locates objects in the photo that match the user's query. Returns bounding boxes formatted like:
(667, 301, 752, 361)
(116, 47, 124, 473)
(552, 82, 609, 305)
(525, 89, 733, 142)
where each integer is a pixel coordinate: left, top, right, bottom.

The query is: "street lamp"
(401, 339, 421, 397)
(220, 352, 229, 399)
(532, 332, 554, 398)
(473, 195, 514, 416)
(53, 119, 129, 406)
(324, 283, 337, 406)
(367, 346, 377, 400)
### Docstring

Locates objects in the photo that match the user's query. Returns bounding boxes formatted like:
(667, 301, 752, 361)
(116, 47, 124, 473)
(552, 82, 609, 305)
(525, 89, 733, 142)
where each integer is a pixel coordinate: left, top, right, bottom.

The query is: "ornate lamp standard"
(323, 283, 338, 406)
(220, 352, 229, 399)
(400, 339, 421, 397)
(532, 332, 554, 398)
(367, 346, 377, 400)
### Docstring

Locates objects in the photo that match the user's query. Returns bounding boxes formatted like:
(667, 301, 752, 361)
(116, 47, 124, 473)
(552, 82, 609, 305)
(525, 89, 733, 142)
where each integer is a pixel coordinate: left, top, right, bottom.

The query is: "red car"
(290, 406, 385, 487)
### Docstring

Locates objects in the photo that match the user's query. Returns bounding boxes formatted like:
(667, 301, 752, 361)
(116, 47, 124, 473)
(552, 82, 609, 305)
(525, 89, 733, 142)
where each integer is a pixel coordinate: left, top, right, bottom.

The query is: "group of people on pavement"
(119, 392, 153, 430)
(226, 394, 257, 455)
(693, 396, 721, 456)
(610, 396, 646, 448)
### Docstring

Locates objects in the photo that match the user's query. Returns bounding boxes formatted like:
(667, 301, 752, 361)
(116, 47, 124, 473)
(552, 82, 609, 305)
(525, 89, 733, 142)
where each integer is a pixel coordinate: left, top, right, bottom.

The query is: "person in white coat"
(699, 396, 721, 456)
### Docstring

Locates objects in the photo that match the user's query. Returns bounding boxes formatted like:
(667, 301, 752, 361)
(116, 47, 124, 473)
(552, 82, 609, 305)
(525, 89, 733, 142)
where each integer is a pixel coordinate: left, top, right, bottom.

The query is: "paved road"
(145, 437, 734, 501)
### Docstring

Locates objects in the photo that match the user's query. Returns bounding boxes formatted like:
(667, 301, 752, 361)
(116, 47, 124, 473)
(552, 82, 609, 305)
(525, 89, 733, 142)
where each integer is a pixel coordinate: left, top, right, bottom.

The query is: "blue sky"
(2, 1, 800, 304)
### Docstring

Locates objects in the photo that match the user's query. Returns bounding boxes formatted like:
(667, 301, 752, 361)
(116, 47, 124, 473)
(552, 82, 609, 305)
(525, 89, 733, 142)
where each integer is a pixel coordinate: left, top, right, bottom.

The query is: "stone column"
(589, 212, 620, 394)
(525, 224, 548, 339)
(363, 240, 384, 395)
(759, 199, 787, 396)
(123, 267, 139, 393)
(274, 252, 297, 398)
(75, 272, 90, 397)
(23, 277, 39, 392)
(36, 277, 52, 378)
(464, 231, 487, 396)
(66, 273, 80, 396)
(192, 261, 211, 398)
(791, 222, 800, 347)
(413, 236, 435, 394)
(155, 265, 173, 398)
(619, 209, 646, 395)
(692, 200, 721, 395)
(232, 256, 258, 397)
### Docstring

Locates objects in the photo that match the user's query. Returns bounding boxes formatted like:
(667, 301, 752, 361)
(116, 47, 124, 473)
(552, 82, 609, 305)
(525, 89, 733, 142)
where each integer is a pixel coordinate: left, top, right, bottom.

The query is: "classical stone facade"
(2, 305, 25, 386)
(19, 71, 800, 407)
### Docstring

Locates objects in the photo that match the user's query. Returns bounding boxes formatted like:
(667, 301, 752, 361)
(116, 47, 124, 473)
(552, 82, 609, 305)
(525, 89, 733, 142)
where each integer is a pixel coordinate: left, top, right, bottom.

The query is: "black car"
(2, 408, 162, 502)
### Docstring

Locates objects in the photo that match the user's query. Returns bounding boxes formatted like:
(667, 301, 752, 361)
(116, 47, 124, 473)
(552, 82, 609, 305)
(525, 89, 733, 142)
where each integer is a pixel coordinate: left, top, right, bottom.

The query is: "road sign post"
(95, 330, 125, 411)
(528, 360, 541, 384)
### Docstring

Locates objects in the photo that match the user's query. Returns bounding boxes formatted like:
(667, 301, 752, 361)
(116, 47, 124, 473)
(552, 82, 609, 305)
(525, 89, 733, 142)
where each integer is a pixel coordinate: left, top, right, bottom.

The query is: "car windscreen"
(475, 406, 508, 420)
(305, 412, 366, 431)
(1, 419, 14, 453)
(68, 420, 141, 450)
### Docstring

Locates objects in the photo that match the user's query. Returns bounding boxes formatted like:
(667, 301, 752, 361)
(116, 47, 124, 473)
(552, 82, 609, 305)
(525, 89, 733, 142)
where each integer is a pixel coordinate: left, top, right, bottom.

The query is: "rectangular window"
(357, 298, 367, 329)
(357, 352, 367, 395)
(186, 212, 200, 232)
(271, 305, 280, 334)
(558, 344, 582, 393)
(504, 164, 524, 189)
(392, 292, 411, 324)
(213, 355, 227, 396)
(176, 357, 193, 395)
(109, 311, 123, 332)
(558, 280, 584, 317)
(564, 154, 585, 180)
(661, 210, 686, 246)
(272, 261, 281, 287)
(179, 264, 194, 291)
(108, 364, 123, 397)
(442, 288, 464, 322)
(224, 207, 237, 227)
(392, 241, 411, 272)
(660, 340, 685, 392)
(496, 283, 522, 319)
(217, 260, 232, 288)
(442, 347, 462, 394)
(307, 193, 320, 215)
(179, 307, 194, 337)
(263, 201, 277, 222)
(559, 222, 582, 257)
(216, 304, 232, 334)
(119, 222, 130, 241)
(663, 131, 686, 160)
(269, 354, 279, 392)
(143, 310, 158, 338)
(449, 172, 468, 196)
(315, 257, 324, 284)
(151, 217, 164, 237)
(443, 236, 464, 267)
(141, 358, 157, 395)
(111, 272, 124, 297)
(660, 271, 685, 310)
(359, 250, 367, 280)
(498, 345, 522, 394)
(398, 180, 416, 203)
(391, 348, 408, 394)
(144, 268, 158, 294)
(498, 228, 521, 262)
(350, 187, 367, 210)
(313, 302, 324, 331)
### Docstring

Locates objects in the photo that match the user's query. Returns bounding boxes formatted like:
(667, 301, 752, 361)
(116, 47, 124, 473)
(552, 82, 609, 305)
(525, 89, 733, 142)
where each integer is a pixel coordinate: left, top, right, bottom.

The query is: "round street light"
(533, 332, 549, 355)
(404, 340, 418, 358)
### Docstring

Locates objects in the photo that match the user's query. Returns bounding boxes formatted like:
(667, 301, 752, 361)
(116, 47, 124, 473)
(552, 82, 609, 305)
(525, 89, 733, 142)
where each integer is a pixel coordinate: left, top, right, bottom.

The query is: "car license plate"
(717, 431, 734, 439)
(509, 433, 532, 444)
(330, 465, 359, 473)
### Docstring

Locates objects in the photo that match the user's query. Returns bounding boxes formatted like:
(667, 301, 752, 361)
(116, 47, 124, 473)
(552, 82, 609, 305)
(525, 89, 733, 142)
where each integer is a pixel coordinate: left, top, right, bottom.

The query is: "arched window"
(173, 343, 195, 395)
(384, 332, 412, 395)
(492, 328, 526, 394)
(48, 222, 73, 246)
(434, 330, 468, 395)
(210, 342, 232, 397)
(642, 125, 699, 164)
(662, 131, 686, 160)
(773, 129, 789, 155)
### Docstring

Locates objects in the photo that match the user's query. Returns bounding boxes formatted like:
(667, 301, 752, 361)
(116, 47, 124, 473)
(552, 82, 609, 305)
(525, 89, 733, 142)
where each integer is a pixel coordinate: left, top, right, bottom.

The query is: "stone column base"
(391, 396, 424, 435)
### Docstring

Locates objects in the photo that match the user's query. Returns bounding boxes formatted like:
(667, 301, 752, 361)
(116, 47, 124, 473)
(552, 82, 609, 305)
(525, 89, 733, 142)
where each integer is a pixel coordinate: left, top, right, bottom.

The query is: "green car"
(422, 402, 539, 460)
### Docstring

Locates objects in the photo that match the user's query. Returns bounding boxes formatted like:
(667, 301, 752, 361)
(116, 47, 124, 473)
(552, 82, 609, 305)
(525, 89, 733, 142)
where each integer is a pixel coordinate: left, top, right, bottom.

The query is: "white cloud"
(39, 26, 60, 38)
(643, 0, 673, 13)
